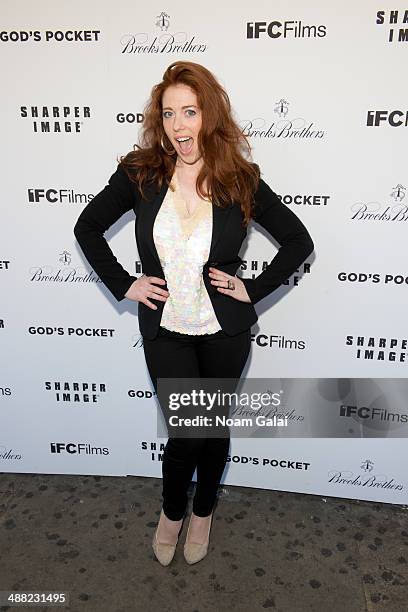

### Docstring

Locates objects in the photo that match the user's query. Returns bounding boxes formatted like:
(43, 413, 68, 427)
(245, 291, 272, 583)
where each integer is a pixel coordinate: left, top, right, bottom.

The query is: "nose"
(172, 112, 185, 132)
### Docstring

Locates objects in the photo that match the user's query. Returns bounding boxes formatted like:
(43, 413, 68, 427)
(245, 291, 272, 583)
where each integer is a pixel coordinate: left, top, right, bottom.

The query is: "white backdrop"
(1, 0, 407, 504)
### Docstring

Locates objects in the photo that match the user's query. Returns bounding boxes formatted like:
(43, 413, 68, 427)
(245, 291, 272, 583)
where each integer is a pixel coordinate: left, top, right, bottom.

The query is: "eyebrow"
(162, 105, 198, 110)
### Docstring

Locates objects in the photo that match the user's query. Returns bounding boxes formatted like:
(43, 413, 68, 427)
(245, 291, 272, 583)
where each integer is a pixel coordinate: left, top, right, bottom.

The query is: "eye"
(162, 110, 172, 119)
(186, 109, 196, 117)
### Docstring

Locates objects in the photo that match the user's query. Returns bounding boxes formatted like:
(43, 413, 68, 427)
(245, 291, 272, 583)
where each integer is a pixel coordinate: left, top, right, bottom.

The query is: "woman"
(73, 60, 314, 566)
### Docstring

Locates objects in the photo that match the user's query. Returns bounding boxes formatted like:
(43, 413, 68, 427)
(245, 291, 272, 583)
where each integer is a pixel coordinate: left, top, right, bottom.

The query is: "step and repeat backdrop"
(1, 0, 407, 504)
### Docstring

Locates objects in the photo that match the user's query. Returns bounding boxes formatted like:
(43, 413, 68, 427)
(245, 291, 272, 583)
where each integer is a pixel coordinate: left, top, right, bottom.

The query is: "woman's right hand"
(124, 275, 169, 310)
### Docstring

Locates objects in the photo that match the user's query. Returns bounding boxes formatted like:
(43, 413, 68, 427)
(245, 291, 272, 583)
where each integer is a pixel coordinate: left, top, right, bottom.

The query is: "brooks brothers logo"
(28, 326, 115, 339)
(120, 12, 207, 54)
(0, 30, 101, 43)
(0, 444, 22, 461)
(251, 333, 306, 350)
(45, 380, 107, 402)
(350, 184, 407, 222)
(376, 9, 408, 43)
(0, 260, 10, 270)
(328, 459, 404, 492)
(338, 271, 408, 287)
(345, 335, 408, 363)
(50, 442, 109, 455)
(28, 186, 93, 205)
(156, 12, 170, 31)
(20, 105, 92, 133)
(240, 99, 325, 140)
(240, 259, 311, 285)
(246, 19, 326, 39)
(231, 388, 304, 424)
(29, 251, 102, 286)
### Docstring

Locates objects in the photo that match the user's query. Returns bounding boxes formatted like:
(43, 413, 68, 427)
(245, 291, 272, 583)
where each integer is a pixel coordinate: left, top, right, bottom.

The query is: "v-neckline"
(171, 170, 210, 218)
(168, 171, 211, 241)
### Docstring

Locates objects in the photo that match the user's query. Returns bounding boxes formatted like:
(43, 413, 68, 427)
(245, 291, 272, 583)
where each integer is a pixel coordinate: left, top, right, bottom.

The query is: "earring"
(160, 134, 176, 155)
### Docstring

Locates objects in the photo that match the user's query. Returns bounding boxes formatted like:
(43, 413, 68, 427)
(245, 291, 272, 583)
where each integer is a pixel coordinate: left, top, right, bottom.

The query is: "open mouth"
(175, 136, 193, 155)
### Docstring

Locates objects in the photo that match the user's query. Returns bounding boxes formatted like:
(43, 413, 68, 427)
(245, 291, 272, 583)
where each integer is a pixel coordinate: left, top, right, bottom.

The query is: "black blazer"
(73, 164, 314, 340)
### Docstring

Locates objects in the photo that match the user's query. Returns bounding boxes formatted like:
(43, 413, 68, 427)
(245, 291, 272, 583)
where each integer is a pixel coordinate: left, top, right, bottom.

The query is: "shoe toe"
(183, 542, 208, 565)
(152, 535, 176, 566)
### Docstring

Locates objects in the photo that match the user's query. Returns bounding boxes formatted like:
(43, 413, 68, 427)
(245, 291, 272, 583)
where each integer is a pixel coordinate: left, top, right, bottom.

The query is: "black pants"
(143, 325, 251, 520)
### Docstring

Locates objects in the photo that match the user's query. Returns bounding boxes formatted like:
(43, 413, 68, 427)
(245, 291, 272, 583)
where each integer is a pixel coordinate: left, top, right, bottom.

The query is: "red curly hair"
(118, 60, 260, 227)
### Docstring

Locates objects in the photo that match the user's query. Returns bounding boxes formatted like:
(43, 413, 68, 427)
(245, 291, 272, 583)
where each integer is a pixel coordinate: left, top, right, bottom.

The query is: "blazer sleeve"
(239, 174, 314, 305)
(73, 164, 138, 302)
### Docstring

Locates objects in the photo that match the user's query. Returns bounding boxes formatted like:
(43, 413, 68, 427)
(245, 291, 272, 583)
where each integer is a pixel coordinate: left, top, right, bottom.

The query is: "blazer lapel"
(209, 200, 232, 258)
(142, 181, 168, 271)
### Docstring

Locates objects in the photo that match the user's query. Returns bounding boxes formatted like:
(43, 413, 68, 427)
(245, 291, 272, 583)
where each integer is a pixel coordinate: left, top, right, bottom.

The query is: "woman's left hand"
(208, 267, 251, 303)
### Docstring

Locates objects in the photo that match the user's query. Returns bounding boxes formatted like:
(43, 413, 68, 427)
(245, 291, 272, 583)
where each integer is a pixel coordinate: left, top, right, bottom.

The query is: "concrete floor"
(0, 473, 407, 612)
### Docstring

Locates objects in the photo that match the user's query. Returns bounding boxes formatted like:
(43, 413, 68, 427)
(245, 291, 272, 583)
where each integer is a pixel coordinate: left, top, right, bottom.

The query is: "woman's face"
(162, 83, 202, 163)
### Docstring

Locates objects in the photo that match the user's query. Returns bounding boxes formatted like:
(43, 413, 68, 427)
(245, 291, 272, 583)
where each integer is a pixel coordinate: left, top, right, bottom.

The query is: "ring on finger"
(227, 279, 235, 290)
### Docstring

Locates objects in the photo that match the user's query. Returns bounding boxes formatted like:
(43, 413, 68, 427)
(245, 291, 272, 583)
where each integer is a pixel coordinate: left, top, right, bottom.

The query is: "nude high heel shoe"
(183, 512, 213, 565)
(152, 509, 183, 566)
